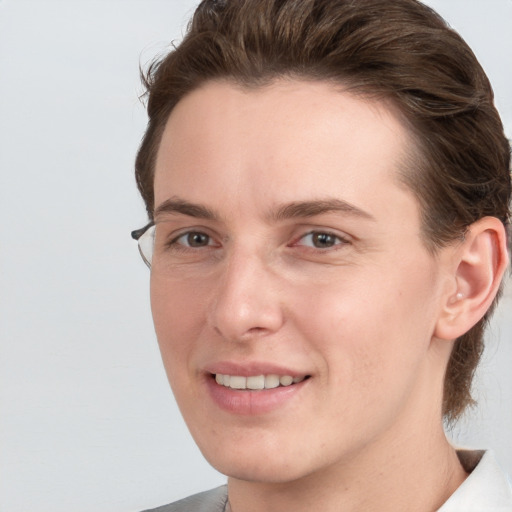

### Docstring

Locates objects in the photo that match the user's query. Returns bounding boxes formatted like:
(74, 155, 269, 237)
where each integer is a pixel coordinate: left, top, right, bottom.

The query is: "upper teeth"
(215, 374, 305, 390)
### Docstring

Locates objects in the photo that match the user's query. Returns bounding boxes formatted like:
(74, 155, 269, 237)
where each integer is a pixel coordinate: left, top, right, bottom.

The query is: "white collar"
(439, 450, 512, 511)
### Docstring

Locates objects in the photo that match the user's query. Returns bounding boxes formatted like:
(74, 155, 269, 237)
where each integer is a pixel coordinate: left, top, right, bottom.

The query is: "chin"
(197, 437, 325, 484)
(211, 457, 310, 484)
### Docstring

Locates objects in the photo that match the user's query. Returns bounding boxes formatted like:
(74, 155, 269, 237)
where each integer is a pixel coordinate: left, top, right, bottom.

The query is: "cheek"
(292, 261, 438, 385)
(150, 276, 210, 376)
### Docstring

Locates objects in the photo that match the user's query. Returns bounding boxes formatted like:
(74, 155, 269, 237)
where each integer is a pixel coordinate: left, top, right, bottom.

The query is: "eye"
(173, 231, 215, 248)
(296, 231, 349, 249)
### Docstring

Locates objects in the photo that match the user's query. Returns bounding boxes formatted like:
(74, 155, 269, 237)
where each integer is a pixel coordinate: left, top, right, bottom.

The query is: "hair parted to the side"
(135, 0, 512, 422)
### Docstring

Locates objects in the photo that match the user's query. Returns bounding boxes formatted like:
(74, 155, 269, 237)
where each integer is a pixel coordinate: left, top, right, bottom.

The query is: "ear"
(434, 217, 509, 341)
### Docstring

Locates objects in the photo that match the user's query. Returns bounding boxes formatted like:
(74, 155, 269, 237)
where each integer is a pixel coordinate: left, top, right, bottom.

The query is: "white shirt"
(438, 450, 512, 511)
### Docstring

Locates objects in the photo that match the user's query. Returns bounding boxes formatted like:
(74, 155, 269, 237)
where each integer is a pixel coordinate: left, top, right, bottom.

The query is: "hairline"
(150, 74, 443, 253)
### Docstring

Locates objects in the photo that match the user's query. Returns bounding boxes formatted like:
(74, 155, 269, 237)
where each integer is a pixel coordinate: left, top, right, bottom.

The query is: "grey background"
(0, 1, 510, 511)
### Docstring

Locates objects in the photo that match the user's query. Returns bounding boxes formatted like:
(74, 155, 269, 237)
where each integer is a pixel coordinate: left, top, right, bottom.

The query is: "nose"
(208, 249, 285, 343)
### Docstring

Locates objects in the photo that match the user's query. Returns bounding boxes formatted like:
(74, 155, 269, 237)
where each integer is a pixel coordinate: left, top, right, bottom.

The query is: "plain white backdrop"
(0, 1, 510, 511)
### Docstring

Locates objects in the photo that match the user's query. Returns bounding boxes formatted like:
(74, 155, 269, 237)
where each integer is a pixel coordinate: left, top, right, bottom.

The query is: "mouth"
(205, 368, 311, 414)
(213, 373, 310, 390)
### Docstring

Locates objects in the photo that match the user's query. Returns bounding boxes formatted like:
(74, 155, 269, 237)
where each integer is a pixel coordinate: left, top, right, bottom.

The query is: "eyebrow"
(154, 197, 218, 220)
(268, 198, 376, 222)
(153, 197, 375, 223)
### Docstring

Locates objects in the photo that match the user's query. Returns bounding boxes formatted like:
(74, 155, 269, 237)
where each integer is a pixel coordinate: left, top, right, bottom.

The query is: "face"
(151, 80, 452, 483)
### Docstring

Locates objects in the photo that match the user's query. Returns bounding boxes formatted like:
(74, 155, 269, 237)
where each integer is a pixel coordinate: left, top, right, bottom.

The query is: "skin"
(149, 80, 498, 511)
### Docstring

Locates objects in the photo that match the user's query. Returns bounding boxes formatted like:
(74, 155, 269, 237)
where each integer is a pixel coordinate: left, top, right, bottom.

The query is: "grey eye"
(299, 232, 343, 249)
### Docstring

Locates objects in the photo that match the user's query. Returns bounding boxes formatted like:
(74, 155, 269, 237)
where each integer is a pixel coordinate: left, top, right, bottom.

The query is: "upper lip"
(203, 361, 309, 377)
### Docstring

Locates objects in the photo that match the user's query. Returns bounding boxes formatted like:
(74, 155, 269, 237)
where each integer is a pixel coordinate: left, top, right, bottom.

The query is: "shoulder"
(439, 450, 512, 511)
(141, 485, 228, 512)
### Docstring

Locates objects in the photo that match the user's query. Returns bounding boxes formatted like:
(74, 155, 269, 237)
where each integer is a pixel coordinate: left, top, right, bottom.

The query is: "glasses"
(131, 222, 155, 269)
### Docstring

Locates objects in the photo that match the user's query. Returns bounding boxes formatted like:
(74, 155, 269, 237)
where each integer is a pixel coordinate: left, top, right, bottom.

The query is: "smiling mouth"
(213, 373, 309, 390)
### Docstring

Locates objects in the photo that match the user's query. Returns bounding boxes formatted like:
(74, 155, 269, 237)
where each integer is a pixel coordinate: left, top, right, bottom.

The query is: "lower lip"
(205, 375, 308, 415)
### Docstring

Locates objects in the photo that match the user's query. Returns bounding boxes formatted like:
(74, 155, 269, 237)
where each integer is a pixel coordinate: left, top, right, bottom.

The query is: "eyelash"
(292, 231, 350, 250)
(165, 229, 350, 252)
(167, 231, 219, 250)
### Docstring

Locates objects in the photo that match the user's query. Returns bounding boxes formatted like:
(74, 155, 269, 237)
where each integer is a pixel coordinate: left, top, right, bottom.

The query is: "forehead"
(154, 79, 417, 223)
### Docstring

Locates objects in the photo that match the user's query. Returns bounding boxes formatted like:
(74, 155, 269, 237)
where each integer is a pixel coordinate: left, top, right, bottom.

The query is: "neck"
(227, 409, 467, 512)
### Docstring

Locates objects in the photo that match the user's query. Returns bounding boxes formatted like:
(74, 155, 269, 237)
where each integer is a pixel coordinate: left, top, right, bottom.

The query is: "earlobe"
(435, 217, 509, 341)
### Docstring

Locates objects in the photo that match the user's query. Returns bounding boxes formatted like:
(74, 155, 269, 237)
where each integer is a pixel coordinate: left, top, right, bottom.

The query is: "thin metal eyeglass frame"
(131, 221, 155, 269)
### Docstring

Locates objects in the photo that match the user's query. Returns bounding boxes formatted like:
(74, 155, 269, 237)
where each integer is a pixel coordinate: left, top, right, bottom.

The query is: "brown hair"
(135, 0, 511, 422)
